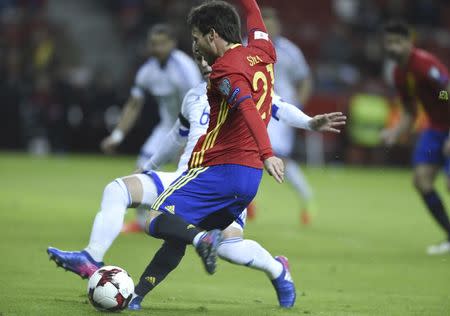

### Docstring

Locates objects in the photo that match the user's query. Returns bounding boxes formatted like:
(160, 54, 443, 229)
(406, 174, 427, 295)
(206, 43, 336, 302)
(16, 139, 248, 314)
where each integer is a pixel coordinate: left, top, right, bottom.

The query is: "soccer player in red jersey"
(380, 21, 450, 255)
(132, 0, 295, 309)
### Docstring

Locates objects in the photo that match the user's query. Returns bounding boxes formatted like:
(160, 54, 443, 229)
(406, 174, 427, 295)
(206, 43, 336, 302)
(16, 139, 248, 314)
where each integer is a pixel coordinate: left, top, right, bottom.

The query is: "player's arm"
(141, 114, 189, 171)
(101, 96, 144, 153)
(239, 0, 266, 34)
(101, 65, 150, 153)
(380, 69, 416, 146)
(273, 97, 346, 133)
(380, 98, 415, 146)
(227, 77, 284, 182)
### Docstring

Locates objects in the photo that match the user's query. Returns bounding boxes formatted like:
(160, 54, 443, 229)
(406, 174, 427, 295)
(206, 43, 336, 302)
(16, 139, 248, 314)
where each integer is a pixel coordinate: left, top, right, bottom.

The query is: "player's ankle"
(84, 248, 103, 264)
(193, 232, 207, 247)
(269, 260, 284, 280)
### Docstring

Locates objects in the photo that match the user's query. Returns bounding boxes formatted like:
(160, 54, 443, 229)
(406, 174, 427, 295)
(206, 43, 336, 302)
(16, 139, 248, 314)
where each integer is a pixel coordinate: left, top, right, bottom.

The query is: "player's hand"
(309, 112, 347, 133)
(443, 138, 450, 157)
(100, 135, 120, 154)
(380, 128, 399, 146)
(264, 156, 284, 183)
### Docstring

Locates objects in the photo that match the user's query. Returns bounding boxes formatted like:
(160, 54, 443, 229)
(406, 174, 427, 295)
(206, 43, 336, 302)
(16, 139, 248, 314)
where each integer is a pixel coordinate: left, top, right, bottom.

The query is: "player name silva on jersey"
(190, 29, 277, 170)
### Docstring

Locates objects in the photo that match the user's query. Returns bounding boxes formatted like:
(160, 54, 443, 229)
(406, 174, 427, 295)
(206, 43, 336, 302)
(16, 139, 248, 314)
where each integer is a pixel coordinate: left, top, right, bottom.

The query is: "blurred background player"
(380, 21, 450, 255)
(261, 7, 315, 224)
(100, 23, 202, 167)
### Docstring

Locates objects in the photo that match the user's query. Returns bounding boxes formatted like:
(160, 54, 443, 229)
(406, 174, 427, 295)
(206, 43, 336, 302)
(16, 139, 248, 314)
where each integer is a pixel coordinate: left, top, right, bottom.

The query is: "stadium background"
(1, 0, 449, 164)
(1, 1, 450, 315)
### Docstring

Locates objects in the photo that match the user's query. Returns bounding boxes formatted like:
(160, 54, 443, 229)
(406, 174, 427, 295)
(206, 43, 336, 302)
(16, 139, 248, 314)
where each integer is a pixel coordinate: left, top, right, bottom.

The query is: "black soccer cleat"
(195, 229, 223, 275)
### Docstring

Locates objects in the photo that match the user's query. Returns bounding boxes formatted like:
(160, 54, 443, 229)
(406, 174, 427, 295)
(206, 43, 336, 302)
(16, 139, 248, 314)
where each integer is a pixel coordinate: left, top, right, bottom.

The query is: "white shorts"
(141, 170, 183, 196)
(268, 118, 295, 157)
(228, 209, 247, 230)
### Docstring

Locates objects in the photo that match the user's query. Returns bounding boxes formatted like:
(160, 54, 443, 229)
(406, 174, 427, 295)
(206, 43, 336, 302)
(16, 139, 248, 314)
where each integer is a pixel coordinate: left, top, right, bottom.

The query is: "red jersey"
(189, 0, 277, 169)
(393, 48, 450, 130)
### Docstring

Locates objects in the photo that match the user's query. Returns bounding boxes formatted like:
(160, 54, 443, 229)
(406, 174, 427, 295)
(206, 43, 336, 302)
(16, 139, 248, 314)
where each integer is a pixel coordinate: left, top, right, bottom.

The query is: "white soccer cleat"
(426, 241, 450, 255)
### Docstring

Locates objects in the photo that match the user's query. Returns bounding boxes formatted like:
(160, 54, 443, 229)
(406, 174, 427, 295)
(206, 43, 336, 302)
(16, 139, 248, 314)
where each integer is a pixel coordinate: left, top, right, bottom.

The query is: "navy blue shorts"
(413, 129, 450, 176)
(151, 164, 263, 230)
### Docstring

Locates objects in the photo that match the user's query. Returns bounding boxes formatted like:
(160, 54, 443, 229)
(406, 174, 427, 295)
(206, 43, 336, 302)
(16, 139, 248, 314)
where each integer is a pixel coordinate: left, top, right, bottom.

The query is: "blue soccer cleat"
(47, 247, 103, 279)
(271, 256, 296, 308)
(128, 294, 143, 311)
(195, 229, 223, 275)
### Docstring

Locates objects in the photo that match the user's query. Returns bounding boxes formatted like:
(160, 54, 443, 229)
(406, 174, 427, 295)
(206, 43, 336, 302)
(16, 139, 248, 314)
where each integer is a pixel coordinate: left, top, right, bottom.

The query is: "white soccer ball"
(87, 265, 134, 312)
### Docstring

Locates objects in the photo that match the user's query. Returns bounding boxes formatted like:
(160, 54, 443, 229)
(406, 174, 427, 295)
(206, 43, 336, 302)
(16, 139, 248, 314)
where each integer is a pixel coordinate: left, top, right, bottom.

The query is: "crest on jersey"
(439, 90, 449, 101)
(254, 31, 269, 41)
(218, 78, 231, 97)
(227, 88, 240, 104)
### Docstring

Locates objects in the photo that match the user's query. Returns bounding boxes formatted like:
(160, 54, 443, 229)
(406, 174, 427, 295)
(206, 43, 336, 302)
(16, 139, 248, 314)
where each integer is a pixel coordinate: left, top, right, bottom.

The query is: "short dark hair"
(148, 23, 176, 40)
(187, 1, 242, 44)
(382, 20, 411, 38)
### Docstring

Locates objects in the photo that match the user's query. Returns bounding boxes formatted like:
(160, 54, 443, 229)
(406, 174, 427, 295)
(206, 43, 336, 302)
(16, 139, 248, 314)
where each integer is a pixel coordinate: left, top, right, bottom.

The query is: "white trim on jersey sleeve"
(272, 94, 312, 130)
(254, 31, 269, 41)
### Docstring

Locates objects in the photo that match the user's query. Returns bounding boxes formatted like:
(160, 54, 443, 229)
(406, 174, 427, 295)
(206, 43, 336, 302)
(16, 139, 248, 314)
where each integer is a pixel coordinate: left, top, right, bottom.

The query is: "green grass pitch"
(0, 152, 449, 315)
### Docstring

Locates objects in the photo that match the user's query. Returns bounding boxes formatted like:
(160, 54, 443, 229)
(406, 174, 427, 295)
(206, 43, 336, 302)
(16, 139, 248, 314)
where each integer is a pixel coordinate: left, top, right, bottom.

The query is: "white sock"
(193, 232, 207, 247)
(217, 238, 283, 280)
(85, 179, 131, 262)
(285, 159, 313, 201)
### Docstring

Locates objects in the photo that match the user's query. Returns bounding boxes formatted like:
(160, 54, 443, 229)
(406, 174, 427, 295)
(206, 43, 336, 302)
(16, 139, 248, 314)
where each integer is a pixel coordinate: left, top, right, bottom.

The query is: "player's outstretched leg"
(147, 212, 223, 274)
(47, 175, 158, 278)
(217, 226, 296, 308)
(47, 178, 130, 278)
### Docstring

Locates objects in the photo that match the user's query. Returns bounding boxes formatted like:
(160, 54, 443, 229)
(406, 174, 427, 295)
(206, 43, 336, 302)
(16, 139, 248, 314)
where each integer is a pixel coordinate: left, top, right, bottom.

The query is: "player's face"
(194, 52, 212, 79)
(191, 27, 217, 65)
(148, 33, 175, 62)
(383, 34, 412, 62)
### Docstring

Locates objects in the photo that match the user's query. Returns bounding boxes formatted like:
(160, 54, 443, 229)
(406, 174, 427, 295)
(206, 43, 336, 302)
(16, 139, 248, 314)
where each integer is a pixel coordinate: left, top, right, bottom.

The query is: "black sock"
(135, 241, 186, 297)
(421, 191, 450, 240)
(148, 213, 201, 244)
